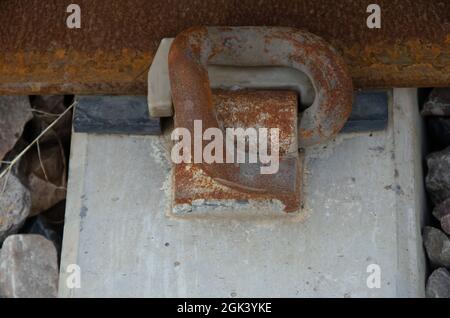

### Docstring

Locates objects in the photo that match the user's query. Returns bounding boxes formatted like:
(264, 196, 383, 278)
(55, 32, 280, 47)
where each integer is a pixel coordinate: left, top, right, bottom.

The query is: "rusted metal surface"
(0, 0, 449, 95)
(169, 26, 352, 146)
(169, 27, 351, 209)
(174, 89, 302, 213)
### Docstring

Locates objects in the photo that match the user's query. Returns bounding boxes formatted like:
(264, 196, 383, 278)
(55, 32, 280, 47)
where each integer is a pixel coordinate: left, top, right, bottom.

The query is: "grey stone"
(21, 215, 62, 261)
(442, 215, 450, 236)
(426, 268, 450, 298)
(433, 198, 450, 219)
(423, 226, 450, 268)
(23, 143, 67, 216)
(0, 96, 32, 161)
(426, 147, 450, 204)
(0, 234, 58, 298)
(426, 117, 450, 149)
(0, 171, 31, 243)
(422, 88, 450, 116)
(433, 198, 450, 235)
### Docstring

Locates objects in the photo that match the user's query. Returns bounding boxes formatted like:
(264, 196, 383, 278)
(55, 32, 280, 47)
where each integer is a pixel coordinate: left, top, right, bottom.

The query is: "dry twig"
(0, 101, 76, 183)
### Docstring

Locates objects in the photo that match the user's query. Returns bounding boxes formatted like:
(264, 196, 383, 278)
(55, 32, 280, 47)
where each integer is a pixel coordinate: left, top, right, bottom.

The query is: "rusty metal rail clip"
(168, 26, 353, 213)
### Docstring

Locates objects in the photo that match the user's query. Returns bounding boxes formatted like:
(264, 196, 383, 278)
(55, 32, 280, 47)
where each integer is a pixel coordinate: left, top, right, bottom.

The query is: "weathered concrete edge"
(58, 131, 87, 298)
(392, 88, 427, 297)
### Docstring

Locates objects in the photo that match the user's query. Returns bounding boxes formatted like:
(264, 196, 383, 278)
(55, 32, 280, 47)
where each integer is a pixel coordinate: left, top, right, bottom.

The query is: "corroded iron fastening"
(169, 26, 353, 147)
(168, 26, 353, 211)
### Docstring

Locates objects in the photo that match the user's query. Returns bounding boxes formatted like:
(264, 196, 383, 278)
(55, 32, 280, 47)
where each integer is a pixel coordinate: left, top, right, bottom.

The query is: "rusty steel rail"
(0, 0, 449, 95)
